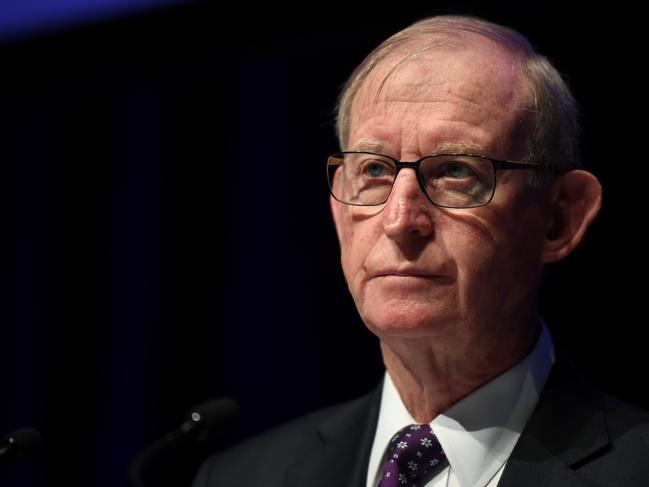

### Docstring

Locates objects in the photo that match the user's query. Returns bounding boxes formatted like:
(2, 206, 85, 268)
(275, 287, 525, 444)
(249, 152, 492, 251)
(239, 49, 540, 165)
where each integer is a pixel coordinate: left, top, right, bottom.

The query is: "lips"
(368, 268, 448, 279)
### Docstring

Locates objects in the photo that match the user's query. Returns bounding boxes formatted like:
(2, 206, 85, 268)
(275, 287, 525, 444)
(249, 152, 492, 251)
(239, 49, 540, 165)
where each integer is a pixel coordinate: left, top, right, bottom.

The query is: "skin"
(330, 38, 602, 423)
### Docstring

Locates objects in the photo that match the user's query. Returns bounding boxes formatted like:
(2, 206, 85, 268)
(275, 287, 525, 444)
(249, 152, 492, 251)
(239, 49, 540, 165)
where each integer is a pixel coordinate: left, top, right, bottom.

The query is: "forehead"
(348, 39, 531, 157)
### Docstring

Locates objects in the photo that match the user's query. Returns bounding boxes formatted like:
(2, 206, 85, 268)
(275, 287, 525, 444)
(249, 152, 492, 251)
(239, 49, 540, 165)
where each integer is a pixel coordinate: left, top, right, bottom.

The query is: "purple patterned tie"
(378, 424, 446, 487)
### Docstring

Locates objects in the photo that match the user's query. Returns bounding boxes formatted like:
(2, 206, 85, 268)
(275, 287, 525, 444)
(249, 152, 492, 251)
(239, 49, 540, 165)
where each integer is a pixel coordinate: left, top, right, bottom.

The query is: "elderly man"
(194, 15, 648, 487)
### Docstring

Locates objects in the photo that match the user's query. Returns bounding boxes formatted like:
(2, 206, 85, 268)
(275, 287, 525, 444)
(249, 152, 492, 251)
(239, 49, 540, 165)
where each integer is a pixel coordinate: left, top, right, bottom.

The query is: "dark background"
(0, 1, 645, 486)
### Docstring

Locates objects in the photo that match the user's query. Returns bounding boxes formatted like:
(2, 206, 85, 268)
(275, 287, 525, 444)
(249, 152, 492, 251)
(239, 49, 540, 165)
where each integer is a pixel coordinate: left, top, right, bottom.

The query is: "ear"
(542, 170, 602, 263)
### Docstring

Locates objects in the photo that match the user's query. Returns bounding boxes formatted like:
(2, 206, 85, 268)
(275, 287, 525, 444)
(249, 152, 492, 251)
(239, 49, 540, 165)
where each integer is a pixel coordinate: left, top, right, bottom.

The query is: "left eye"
(443, 161, 474, 178)
(366, 163, 388, 177)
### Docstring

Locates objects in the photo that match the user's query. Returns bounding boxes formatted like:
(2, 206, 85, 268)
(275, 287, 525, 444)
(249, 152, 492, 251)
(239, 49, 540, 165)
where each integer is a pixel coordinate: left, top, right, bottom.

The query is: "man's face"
(331, 42, 553, 348)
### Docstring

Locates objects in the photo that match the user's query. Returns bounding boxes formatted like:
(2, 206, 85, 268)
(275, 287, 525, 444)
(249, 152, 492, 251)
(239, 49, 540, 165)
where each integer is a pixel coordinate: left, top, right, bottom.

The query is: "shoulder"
(193, 390, 378, 487)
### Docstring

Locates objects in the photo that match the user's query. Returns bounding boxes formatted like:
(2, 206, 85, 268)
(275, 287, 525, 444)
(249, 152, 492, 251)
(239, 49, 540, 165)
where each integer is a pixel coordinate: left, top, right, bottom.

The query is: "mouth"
(370, 268, 449, 280)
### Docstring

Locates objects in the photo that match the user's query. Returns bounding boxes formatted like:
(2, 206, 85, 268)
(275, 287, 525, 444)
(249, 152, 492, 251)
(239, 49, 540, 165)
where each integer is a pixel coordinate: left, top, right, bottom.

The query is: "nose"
(382, 168, 434, 241)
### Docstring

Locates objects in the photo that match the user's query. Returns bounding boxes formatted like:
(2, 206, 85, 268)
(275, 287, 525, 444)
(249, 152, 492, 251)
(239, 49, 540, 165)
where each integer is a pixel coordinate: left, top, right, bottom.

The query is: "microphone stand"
(129, 398, 239, 487)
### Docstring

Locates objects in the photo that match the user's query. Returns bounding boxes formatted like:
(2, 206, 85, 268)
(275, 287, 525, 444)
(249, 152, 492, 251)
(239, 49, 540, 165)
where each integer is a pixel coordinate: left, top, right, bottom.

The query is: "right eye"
(359, 159, 394, 178)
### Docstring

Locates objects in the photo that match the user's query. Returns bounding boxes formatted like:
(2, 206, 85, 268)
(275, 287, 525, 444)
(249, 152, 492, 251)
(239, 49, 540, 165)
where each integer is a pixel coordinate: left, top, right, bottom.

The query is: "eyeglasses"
(327, 151, 540, 208)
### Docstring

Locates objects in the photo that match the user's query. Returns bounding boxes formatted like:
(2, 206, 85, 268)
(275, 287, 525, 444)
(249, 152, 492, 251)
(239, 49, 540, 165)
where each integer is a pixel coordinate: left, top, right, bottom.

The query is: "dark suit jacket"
(193, 361, 649, 486)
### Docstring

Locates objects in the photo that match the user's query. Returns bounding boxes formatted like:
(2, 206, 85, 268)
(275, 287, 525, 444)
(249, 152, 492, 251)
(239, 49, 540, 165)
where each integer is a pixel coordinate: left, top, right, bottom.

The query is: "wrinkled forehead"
(350, 38, 531, 130)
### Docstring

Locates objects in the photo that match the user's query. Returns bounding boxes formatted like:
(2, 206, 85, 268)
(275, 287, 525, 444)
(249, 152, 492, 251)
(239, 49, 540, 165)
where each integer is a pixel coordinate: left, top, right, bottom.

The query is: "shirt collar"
(367, 321, 555, 487)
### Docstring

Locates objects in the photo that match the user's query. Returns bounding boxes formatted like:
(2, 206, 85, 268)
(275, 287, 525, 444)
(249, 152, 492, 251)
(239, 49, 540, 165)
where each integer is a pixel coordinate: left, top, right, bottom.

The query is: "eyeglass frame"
(327, 151, 544, 209)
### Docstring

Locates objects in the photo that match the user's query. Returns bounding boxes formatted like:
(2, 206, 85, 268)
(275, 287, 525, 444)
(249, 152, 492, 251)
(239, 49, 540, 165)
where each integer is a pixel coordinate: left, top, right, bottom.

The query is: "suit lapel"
(498, 359, 610, 487)
(286, 384, 382, 487)
(498, 453, 602, 487)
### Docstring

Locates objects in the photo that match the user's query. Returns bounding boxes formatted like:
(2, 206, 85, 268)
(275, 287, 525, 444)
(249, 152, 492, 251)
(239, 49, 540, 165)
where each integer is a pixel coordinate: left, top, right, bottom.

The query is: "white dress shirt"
(367, 322, 555, 487)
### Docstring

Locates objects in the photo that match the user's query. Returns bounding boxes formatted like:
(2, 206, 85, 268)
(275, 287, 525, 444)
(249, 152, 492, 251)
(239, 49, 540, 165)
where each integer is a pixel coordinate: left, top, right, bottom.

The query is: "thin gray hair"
(335, 15, 581, 177)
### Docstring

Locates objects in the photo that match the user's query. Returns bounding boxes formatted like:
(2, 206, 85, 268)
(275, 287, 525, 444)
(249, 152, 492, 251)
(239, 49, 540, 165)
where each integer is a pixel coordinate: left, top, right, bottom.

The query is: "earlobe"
(542, 170, 602, 263)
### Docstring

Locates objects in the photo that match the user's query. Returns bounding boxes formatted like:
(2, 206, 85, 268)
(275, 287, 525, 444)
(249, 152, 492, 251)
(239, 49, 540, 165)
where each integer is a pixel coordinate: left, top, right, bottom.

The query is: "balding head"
(336, 16, 580, 175)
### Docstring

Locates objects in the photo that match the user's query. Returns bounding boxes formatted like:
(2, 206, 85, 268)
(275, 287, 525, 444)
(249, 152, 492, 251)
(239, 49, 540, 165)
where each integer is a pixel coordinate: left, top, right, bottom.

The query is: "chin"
(360, 302, 452, 339)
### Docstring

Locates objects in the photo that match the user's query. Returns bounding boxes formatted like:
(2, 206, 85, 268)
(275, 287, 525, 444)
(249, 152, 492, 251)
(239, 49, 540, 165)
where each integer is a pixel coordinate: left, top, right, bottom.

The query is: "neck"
(380, 319, 540, 423)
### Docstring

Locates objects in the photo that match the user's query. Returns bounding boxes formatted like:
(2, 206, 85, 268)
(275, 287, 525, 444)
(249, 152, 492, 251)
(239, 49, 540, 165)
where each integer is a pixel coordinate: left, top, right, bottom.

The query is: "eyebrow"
(350, 139, 486, 157)
(352, 138, 389, 153)
(431, 141, 485, 154)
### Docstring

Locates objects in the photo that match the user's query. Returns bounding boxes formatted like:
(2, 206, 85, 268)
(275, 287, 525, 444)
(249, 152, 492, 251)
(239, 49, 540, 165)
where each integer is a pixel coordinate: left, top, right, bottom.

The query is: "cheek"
(449, 202, 546, 312)
(338, 212, 377, 287)
(447, 230, 495, 298)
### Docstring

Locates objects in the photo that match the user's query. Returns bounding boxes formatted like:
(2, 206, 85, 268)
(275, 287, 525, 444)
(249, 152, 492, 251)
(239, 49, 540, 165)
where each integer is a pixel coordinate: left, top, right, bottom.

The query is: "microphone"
(164, 397, 240, 444)
(129, 397, 240, 487)
(0, 427, 44, 464)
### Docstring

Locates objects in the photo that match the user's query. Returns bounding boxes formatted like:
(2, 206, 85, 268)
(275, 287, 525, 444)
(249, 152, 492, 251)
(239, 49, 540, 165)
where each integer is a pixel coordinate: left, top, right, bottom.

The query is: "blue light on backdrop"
(0, 0, 187, 43)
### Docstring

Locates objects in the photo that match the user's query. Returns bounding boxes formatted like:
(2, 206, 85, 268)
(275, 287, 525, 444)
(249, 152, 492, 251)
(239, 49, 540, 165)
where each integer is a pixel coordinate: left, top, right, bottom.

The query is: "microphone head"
(181, 397, 240, 442)
(0, 427, 44, 464)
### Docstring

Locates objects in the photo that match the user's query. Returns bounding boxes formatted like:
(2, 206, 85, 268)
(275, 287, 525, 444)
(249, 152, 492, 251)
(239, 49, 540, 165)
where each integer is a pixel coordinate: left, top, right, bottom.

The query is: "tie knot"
(379, 424, 446, 487)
